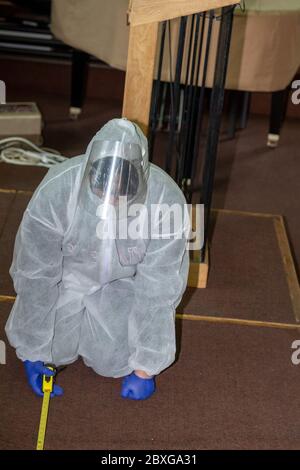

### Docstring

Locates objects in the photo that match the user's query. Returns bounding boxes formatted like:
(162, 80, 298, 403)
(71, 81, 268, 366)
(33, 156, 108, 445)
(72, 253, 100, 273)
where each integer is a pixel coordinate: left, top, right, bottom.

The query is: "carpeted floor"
(0, 78, 300, 449)
(1, 302, 300, 450)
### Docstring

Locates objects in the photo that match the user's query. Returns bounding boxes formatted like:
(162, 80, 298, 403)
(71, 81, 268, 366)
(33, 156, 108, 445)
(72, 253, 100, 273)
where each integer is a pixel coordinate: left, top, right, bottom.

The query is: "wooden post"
(122, 22, 158, 135)
(188, 246, 209, 289)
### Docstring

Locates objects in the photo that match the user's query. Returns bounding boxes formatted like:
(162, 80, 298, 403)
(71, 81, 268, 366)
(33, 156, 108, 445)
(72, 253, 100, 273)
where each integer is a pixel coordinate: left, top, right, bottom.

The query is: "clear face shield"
(78, 140, 148, 220)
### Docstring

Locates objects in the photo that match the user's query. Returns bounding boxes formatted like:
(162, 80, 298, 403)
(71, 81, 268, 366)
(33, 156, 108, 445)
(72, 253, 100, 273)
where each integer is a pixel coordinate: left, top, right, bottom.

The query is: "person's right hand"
(121, 372, 155, 400)
(23, 360, 64, 397)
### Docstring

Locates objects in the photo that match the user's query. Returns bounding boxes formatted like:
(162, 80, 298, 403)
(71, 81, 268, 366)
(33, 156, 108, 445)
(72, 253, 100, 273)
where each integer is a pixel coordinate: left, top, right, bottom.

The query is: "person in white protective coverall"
(5, 118, 190, 400)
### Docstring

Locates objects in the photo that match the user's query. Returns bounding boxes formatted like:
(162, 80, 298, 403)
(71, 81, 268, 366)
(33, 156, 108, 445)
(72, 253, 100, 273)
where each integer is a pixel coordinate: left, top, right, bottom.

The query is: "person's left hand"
(121, 372, 155, 400)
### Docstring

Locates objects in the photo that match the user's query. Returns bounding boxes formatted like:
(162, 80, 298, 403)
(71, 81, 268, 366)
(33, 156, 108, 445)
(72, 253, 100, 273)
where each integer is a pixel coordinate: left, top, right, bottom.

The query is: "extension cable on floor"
(0, 137, 67, 168)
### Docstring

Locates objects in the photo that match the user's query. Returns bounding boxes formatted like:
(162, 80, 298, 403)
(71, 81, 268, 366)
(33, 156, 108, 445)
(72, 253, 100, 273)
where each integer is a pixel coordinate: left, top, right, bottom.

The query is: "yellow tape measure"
(36, 366, 54, 451)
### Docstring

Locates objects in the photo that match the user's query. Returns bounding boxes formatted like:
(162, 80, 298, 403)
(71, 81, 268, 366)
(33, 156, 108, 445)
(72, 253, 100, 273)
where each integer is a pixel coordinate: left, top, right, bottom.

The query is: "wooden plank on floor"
(0, 295, 15, 303)
(274, 215, 300, 323)
(0, 189, 33, 195)
(176, 313, 300, 331)
(212, 208, 279, 219)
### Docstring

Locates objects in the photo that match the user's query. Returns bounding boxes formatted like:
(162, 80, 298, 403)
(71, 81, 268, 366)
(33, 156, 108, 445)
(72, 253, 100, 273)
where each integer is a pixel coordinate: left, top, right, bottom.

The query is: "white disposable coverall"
(5, 119, 189, 377)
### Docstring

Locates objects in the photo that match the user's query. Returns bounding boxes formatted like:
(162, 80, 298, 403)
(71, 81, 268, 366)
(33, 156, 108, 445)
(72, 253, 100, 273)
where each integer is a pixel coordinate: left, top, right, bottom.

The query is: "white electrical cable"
(0, 137, 67, 168)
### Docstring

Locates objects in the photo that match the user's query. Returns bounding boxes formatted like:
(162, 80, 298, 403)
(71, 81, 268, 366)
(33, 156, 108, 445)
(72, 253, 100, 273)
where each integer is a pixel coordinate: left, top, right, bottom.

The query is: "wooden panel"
(128, 0, 239, 26)
(122, 22, 158, 135)
(188, 245, 209, 288)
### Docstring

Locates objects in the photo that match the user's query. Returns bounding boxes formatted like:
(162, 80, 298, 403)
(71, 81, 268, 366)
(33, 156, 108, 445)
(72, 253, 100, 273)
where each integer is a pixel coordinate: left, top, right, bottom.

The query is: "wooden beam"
(128, 0, 239, 26)
(122, 22, 158, 135)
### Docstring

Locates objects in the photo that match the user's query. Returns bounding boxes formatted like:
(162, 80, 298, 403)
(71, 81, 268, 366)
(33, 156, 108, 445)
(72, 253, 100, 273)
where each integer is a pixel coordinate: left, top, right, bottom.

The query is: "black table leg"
(227, 90, 251, 139)
(239, 91, 251, 129)
(267, 88, 289, 148)
(201, 6, 235, 258)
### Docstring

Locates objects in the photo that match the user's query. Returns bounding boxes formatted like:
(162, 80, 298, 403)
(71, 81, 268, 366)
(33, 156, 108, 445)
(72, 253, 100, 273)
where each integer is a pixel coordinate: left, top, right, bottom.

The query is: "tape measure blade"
(36, 391, 51, 451)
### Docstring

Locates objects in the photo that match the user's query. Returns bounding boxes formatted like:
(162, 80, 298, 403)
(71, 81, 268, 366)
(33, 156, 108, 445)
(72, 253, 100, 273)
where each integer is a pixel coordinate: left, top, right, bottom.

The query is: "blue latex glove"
(121, 372, 156, 400)
(24, 360, 63, 398)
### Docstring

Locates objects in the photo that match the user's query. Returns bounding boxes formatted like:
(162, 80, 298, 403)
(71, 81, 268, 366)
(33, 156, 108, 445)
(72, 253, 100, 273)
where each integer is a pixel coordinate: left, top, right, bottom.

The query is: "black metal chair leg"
(70, 49, 89, 120)
(227, 90, 239, 139)
(201, 6, 234, 258)
(227, 90, 251, 139)
(267, 88, 288, 148)
(239, 91, 251, 129)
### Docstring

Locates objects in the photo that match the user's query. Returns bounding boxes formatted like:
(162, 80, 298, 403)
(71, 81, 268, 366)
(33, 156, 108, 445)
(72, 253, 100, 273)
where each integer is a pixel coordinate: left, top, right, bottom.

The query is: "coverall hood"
(84, 118, 149, 178)
(79, 118, 149, 218)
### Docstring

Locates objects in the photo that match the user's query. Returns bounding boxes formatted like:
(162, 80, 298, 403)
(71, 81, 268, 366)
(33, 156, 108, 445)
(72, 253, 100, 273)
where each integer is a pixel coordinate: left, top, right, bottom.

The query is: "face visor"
(78, 140, 147, 219)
